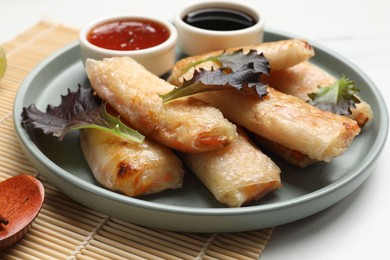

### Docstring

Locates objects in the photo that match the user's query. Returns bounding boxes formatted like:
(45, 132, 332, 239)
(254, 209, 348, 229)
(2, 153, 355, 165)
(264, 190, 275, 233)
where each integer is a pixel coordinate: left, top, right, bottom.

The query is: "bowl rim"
(174, 0, 265, 36)
(79, 14, 178, 57)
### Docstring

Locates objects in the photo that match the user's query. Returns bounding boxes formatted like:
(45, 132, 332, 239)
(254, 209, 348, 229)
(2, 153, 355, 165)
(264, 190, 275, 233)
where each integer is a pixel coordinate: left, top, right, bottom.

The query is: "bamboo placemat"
(0, 21, 273, 259)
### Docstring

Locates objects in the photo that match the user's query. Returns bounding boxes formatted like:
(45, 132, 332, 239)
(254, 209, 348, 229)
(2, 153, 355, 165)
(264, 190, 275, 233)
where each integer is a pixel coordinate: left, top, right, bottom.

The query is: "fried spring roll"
(191, 88, 360, 162)
(168, 39, 314, 86)
(268, 61, 373, 127)
(168, 39, 360, 163)
(179, 129, 281, 207)
(85, 57, 237, 153)
(80, 129, 185, 197)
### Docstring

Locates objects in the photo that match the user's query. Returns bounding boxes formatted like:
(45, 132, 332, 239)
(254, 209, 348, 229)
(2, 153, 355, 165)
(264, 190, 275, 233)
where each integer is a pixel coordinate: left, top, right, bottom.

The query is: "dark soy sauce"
(183, 8, 256, 31)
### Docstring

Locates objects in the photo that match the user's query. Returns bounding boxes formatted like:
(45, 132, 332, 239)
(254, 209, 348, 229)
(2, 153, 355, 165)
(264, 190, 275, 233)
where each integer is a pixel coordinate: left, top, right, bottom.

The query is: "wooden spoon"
(0, 174, 44, 251)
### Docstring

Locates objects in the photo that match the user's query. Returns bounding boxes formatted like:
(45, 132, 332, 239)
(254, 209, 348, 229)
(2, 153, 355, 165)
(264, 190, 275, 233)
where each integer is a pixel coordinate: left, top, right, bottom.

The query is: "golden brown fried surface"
(168, 39, 315, 86)
(168, 39, 361, 163)
(268, 61, 373, 127)
(80, 129, 185, 197)
(86, 57, 237, 153)
(179, 128, 281, 207)
(194, 87, 360, 162)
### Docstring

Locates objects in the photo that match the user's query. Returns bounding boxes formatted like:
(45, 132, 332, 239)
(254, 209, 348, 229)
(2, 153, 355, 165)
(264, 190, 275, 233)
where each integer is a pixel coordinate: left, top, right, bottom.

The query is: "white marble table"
(1, 0, 389, 259)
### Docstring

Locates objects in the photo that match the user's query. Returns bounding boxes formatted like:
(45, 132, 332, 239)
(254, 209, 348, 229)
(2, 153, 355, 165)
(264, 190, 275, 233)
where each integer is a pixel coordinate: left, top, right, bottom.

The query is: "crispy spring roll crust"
(86, 57, 237, 153)
(179, 129, 281, 207)
(193, 87, 360, 162)
(268, 61, 373, 127)
(168, 40, 360, 163)
(168, 39, 314, 86)
(80, 129, 185, 197)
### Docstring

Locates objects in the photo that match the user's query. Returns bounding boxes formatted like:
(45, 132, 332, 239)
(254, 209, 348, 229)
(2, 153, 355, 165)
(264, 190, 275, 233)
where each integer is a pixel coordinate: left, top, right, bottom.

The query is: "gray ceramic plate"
(13, 30, 388, 233)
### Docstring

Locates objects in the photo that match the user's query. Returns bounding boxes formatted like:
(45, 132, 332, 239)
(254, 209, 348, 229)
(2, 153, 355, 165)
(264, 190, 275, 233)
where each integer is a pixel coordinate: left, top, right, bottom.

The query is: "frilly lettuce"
(22, 86, 144, 143)
(161, 49, 270, 103)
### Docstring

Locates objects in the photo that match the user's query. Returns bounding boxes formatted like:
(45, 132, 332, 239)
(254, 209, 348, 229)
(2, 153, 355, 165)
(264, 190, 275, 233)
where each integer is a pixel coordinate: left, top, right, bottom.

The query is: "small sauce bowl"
(79, 15, 177, 76)
(174, 1, 265, 56)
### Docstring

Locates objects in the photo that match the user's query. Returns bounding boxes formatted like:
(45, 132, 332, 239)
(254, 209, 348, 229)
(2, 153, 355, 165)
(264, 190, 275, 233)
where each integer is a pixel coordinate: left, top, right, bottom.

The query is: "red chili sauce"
(87, 19, 170, 51)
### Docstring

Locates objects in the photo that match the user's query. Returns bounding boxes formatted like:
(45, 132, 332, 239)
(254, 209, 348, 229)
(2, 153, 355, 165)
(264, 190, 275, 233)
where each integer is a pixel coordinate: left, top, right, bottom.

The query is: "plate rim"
(12, 29, 389, 220)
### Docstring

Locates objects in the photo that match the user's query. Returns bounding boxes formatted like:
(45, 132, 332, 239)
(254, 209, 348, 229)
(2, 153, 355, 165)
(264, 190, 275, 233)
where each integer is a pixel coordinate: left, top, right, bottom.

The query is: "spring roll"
(193, 87, 360, 162)
(168, 39, 314, 86)
(80, 129, 185, 197)
(268, 61, 373, 127)
(85, 57, 237, 153)
(168, 40, 360, 163)
(179, 128, 281, 207)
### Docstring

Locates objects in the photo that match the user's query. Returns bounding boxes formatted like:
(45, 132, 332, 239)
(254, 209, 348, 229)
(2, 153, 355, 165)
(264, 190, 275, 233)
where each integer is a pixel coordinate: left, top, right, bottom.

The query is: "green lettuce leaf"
(307, 76, 361, 116)
(21, 85, 144, 142)
(161, 49, 270, 103)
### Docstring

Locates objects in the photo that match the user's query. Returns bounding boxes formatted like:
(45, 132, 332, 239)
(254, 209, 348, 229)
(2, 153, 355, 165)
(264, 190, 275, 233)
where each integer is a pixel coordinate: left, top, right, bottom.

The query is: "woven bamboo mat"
(0, 21, 273, 259)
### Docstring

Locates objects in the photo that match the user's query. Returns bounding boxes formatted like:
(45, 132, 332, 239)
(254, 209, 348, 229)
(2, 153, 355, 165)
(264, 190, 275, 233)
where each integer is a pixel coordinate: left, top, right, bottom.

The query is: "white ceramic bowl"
(174, 1, 265, 56)
(79, 15, 177, 76)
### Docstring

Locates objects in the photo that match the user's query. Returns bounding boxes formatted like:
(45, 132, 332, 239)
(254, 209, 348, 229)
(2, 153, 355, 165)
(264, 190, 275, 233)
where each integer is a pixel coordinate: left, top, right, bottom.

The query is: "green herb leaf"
(162, 49, 270, 103)
(22, 85, 144, 142)
(307, 76, 361, 116)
